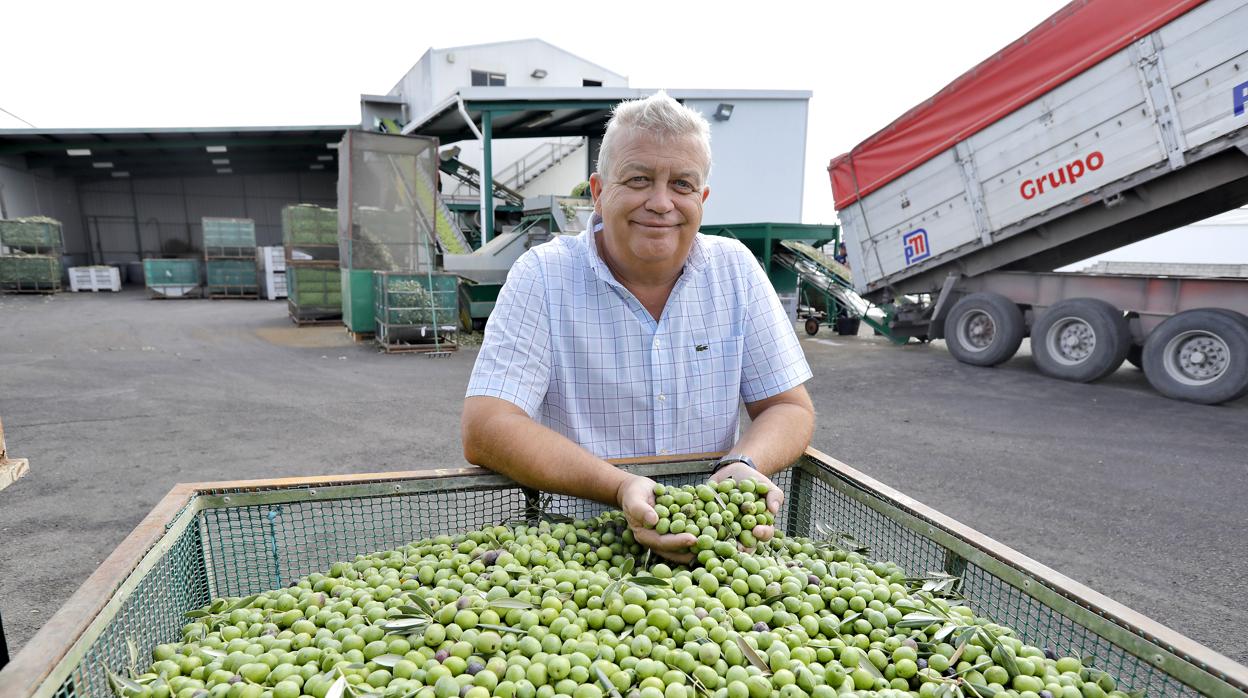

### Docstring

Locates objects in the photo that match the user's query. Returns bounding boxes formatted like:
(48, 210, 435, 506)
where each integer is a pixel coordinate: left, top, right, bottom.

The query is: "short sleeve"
(739, 255, 813, 403)
(465, 251, 552, 417)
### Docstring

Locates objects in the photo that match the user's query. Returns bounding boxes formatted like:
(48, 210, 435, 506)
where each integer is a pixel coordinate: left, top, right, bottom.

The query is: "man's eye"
(673, 180, 695, 192)
(628, 176, 649, 185)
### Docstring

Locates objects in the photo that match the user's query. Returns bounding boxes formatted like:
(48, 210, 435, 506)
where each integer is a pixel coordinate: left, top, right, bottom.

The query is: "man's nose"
(645, 182, 674, 214)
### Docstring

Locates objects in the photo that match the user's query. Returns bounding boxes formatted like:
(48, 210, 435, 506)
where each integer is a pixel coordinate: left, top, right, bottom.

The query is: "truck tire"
(1031, 298, 1130, 382)
(943, 292, 1025, 367)
(1142, 308, 1248, 404)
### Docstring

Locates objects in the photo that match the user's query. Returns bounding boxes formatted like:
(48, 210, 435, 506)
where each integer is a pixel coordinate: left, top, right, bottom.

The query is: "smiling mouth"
(632, 221, 680, 231)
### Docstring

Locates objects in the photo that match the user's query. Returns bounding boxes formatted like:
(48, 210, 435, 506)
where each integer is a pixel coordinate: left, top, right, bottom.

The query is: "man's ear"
(590, 173, 604, 213)
(701, 185, 710, 203)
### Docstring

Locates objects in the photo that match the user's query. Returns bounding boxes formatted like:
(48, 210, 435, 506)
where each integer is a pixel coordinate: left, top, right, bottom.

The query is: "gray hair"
(596, 90, 712, 184)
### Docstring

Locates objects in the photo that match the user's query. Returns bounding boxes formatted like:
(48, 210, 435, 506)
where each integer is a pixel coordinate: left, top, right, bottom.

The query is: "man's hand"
(709, 462, 785, 544)
(616, 474, 697, 563)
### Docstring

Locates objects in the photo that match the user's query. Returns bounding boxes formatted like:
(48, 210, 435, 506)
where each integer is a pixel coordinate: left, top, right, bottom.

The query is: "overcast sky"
(2, 0, 1244, 265)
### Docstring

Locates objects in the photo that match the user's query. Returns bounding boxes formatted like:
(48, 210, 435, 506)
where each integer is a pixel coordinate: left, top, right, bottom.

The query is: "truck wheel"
(943, 292, 1025, 366)
(1031, 298, 1130, 382)
(805, 317, 820, 336)
(1142, 308, 1248, 404)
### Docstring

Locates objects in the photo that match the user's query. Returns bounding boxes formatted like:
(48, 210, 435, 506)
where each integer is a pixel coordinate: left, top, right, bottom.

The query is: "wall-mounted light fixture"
(531, 69, 548, 79)
(713, 103, 734, 121)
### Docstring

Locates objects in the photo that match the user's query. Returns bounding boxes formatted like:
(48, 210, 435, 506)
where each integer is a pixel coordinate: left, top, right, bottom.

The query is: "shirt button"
(659, 449, 669, 455)
(657, 394, 666, 402)
(653, 338, 661, 348)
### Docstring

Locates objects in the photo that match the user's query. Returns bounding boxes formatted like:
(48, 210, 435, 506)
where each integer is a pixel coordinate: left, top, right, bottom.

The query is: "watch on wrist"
(711, 454, 758, 476)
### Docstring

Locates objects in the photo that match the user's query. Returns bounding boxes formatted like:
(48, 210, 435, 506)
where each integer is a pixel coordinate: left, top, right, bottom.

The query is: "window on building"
(583, 79, 603, 87)
(471, 70, 506, 87)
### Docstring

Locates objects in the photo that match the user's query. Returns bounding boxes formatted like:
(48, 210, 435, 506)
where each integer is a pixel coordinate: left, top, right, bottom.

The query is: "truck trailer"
(829, 0, 1248, 404)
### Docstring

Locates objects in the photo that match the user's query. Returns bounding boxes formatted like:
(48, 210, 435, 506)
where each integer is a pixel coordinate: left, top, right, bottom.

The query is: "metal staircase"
(498, 138, 585, 190)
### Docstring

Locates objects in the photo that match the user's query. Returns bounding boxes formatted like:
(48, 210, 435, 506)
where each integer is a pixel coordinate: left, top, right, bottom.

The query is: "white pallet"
(259, 247, 287, 300)
(68, 266, 122, 293)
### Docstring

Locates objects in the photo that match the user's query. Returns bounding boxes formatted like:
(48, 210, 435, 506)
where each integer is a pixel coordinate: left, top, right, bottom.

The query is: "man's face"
(589, 130, 710, 280)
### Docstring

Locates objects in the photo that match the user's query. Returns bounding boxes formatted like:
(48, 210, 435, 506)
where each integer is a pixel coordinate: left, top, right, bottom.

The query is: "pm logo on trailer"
(903, 229, 930, 265)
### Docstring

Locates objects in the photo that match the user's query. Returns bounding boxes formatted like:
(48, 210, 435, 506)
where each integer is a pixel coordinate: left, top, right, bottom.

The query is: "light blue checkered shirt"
(465, 213, 812, 460)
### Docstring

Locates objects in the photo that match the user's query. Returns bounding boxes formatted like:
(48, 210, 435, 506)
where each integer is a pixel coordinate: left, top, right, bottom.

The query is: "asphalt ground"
(0, 290, 1244, 671)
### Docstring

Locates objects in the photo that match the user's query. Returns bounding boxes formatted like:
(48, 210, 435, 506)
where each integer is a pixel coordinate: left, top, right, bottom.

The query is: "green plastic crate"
(3, 453, 1245, 698)
(0, 217, 63, 252)
(205, 259, 258, 297)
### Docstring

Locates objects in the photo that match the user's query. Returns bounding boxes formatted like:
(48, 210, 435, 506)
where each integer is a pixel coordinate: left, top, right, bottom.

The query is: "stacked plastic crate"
(282, 205, 341, 325)
(0, 217, 63, 294)
(202, 218, 258, 299)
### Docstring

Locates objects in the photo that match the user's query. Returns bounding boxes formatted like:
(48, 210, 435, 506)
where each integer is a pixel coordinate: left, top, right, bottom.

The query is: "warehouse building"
(0, 39, 811, 283)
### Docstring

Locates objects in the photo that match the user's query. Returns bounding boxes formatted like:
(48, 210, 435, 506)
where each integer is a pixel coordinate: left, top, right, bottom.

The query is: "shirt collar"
(581, 211, 709, 286)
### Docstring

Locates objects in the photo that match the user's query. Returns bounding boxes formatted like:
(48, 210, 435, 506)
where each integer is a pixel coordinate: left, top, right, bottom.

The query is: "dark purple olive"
(1039, 691, 1054, 698)
(227, 676, 242, 685)
(752, 622, 769, 632)
(467, 661, 485, 676)
(903, 638, 918, 650)
(943, 667, 957, 677)
(482, 550, 501, 566)
(1043, 647, 1057, 660)
(459, 686, 472, 698)
(457, 597, 473, 610)
(916, 658, 928, 670)
(435, 649, 450, 663)
(807, 575, 820, 586)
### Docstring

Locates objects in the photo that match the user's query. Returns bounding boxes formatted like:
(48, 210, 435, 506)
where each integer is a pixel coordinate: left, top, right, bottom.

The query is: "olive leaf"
(595, 665, 623, 698)
(487, 598, 537, 609)
(620, 557, 635, 577)
(735, 635, 772, 676)
(227, 594, 261, 612)
(477, 623, 532, 635)
(408, 594, 436, 618)
(104, 667, 145, 697)
(372, 654, 405, 668)
(379, 617, 430, 632)
(200, 648, 227, 660)
(762, 592, 788, 606)
(855, 650, 884, 681)
(963, 683, 999, 698)
(183, 609, 211, 619)
(326, 675, 348, 698)
(896, 612, 945, 629)
(628, 576, 670, 587)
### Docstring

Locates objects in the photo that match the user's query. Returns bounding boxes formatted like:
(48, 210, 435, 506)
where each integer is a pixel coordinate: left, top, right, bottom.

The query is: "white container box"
(68, 266, 122, 293)
(259, 246, 287, 300)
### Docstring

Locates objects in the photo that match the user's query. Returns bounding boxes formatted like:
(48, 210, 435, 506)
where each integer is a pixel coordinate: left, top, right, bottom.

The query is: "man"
(462, 92, 814, 561)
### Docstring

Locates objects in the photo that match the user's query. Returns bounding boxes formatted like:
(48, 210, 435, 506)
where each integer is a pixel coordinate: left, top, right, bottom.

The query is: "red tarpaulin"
(828, 0, 1207, 210)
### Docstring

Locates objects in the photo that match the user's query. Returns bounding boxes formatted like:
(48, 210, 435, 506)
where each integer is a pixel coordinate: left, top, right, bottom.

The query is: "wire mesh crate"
(204, 260, 259, 299)
(373, 271, 458, 353)
(202, 218, 257, 259)
(0, 255, 62, 293)
(2, 450, 1244, 698)
(0, 217, 63, 254)
(286, 266, 342, 325)
(282, 205, 339, 265)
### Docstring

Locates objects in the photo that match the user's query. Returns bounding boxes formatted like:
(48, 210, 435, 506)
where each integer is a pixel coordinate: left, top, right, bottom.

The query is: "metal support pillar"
(481, 111, 494, 246)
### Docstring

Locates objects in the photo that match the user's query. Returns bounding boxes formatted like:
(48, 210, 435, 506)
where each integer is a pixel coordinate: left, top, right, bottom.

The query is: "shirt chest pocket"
(686, 335, 746, 398)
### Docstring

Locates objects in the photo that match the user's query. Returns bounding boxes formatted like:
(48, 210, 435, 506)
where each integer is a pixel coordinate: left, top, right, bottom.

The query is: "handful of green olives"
(649, 480, 775, 552)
